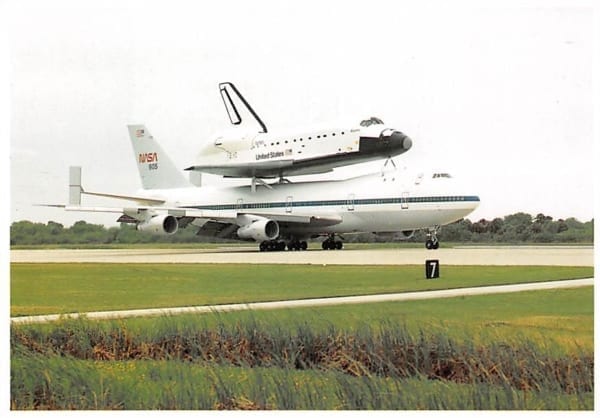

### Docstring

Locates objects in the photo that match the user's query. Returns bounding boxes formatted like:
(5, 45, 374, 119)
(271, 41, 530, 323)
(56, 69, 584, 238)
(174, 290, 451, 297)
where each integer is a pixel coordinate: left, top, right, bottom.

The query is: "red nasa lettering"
(138, 152, 158, 163)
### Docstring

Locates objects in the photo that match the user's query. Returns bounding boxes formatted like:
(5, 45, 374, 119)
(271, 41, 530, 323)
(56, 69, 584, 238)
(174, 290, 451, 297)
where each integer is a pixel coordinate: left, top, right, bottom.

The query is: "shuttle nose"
(388, 130, 412, 151)
(381, 130, 412, 153)
(358, 128, 413, 157)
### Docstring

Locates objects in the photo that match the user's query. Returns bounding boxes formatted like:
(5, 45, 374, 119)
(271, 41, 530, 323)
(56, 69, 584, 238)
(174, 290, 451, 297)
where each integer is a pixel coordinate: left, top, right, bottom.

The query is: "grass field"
(10, 263, 593, 316)
(15, 286, 593, 352)
(10, 263, 594, 410)
(12, 287, 594, 410)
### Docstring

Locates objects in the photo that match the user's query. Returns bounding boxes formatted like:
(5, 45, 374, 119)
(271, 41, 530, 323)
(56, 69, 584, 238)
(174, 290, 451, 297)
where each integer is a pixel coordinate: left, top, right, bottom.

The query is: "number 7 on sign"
(429, 261, 437, 277)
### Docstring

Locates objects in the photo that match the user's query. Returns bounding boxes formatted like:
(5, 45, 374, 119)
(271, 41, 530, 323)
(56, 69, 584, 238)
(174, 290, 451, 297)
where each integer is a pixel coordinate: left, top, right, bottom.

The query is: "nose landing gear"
(425, 226, 440, 250)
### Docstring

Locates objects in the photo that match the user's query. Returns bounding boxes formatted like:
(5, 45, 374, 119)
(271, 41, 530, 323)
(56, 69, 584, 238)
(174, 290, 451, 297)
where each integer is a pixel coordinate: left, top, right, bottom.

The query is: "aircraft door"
(236, 198, 244, 210)
(401, 192, 409, 209)
(286, 196, 293, 213)
(347, 193, 355, 211)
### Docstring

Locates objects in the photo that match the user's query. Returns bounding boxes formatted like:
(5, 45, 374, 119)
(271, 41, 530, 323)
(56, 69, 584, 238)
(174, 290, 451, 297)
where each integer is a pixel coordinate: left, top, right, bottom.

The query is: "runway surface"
(10, 245, 594, 266)
(11, 278, 593, 325)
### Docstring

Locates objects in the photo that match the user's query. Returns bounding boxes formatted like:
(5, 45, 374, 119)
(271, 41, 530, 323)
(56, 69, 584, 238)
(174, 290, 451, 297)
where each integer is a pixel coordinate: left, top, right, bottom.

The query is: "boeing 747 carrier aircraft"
(47, 125, 479, 251)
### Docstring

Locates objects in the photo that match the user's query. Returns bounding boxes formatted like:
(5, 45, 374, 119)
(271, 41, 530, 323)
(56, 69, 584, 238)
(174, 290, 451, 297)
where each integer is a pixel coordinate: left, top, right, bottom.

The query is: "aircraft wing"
(184, 160, 294, 178)
(59, 204, 342, 237)
(191, 212, 342, 240)
(237, 211, 341, 225)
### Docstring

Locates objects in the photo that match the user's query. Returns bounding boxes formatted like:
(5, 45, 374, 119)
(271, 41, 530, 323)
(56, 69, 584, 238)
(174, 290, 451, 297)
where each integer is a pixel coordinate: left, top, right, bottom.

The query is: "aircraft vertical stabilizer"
(69, 166, 82, 205)
(127, 125, 191, 190)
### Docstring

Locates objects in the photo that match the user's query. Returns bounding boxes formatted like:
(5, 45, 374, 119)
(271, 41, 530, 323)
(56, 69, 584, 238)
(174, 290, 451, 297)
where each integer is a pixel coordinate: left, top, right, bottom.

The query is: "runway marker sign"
(425, 259, 440, 279)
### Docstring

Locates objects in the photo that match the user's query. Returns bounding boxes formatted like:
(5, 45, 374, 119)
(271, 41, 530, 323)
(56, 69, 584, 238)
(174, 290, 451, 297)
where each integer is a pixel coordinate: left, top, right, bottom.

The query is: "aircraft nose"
(384, 130, 412, 151)
(359, 128, 413, 157)
(390, 131, 412, 151)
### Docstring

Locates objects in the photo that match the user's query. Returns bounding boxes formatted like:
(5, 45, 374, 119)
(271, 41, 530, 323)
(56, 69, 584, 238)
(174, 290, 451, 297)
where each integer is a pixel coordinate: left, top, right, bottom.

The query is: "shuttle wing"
(185, 159, 294, 178)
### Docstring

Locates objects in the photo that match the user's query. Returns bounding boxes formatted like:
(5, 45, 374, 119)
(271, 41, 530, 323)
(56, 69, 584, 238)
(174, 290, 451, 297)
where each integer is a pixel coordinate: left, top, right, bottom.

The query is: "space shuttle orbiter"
(185, 82, 413, 179)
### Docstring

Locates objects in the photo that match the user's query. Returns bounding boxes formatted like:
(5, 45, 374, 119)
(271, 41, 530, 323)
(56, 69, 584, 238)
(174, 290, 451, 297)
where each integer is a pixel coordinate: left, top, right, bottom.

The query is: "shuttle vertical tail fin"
(219, 82, 268, 133)
(127, 125, 191, 190)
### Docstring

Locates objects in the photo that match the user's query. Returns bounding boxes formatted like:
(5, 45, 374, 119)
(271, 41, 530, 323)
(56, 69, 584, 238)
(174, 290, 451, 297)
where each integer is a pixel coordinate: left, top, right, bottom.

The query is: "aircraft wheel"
(322, 241, 328, 250)
(335, 241, 343, 250)
(432, 241, 439, 250)
(259, 242, 267, 252)
(300, 241, 308, 251)
(277, 241, 286, 251)
(425, 240, 433, 250)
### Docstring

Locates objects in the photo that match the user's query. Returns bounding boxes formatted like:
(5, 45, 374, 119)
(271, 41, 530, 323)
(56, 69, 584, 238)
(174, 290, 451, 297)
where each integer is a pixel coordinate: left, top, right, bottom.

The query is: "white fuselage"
(190, 120, 412, 178)
(135, 170, 479, 239)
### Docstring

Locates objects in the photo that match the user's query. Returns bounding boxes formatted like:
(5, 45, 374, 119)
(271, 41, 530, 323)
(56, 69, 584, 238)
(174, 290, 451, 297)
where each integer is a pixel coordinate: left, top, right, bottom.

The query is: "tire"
(335, 241, 343, 250)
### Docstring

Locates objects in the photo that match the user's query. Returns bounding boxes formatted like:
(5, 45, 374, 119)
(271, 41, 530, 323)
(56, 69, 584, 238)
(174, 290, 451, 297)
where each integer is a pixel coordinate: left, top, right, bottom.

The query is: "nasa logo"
(139, 152, 158, 163)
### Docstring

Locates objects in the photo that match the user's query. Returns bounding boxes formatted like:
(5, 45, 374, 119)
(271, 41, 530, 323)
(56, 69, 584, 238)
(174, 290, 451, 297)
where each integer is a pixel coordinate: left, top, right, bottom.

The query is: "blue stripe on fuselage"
(181, 196, 480, 211)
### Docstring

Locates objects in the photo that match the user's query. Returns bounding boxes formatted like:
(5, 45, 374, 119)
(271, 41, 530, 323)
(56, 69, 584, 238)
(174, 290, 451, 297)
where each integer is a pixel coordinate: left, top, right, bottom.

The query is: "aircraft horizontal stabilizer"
(80, 190, 166, 205)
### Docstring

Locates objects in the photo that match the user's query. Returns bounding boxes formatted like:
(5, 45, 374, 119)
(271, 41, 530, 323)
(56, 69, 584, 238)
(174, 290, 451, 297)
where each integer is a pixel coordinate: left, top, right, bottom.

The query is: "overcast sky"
(7, 0, 598, 227)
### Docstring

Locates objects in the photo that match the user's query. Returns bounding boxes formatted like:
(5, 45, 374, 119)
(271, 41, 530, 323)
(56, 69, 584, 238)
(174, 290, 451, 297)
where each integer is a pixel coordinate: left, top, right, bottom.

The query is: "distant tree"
(10, 221, 48, 245)
(504, 212, 532, 230)
(488, 218, 504, 234)
(470, 219, 489, 234)
(534, 213, 553, 224)
(556, 219, 568, 233)
(47, 221, 64, 235)
(440, 219, 473, 241)
(9, 213, 594, 246)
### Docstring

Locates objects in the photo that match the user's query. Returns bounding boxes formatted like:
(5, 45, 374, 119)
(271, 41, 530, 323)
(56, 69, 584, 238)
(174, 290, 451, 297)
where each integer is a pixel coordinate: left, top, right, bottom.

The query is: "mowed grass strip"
(10, 263, 593, 316)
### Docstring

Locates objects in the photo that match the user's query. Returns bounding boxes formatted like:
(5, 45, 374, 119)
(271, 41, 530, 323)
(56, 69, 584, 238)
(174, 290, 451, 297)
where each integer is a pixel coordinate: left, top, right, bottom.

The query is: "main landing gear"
(425, 226, 440, 250)
(259, 240, 308, 252)
(287, 239, 308, 251)
(321, 234, 343, 250)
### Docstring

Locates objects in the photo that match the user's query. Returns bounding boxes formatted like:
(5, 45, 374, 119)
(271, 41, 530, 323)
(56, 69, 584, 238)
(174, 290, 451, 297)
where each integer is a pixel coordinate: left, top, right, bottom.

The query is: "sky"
(5, 0, 598, 227)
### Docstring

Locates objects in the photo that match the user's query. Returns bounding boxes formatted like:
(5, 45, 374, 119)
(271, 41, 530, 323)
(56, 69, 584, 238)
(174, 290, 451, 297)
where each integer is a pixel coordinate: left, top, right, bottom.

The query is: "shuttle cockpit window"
(432, 173, 452, 179)
(360, 117, 384, 127)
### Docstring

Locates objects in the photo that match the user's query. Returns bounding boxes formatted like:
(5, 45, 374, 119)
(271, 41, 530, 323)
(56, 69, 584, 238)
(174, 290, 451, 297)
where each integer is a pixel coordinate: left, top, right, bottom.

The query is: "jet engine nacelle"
(137, 214, 179, 235)
(237, 218, 280, 241)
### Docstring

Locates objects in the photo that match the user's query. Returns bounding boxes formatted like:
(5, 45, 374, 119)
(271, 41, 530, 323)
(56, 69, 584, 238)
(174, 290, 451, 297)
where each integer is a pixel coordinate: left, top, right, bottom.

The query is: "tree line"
(9, 212, 594, 246)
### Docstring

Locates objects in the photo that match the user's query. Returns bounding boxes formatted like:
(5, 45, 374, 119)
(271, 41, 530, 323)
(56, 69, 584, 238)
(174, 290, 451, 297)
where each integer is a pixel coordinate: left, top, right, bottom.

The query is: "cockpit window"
(432, 173, 452, 179)
(360, 117, 384, 127)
